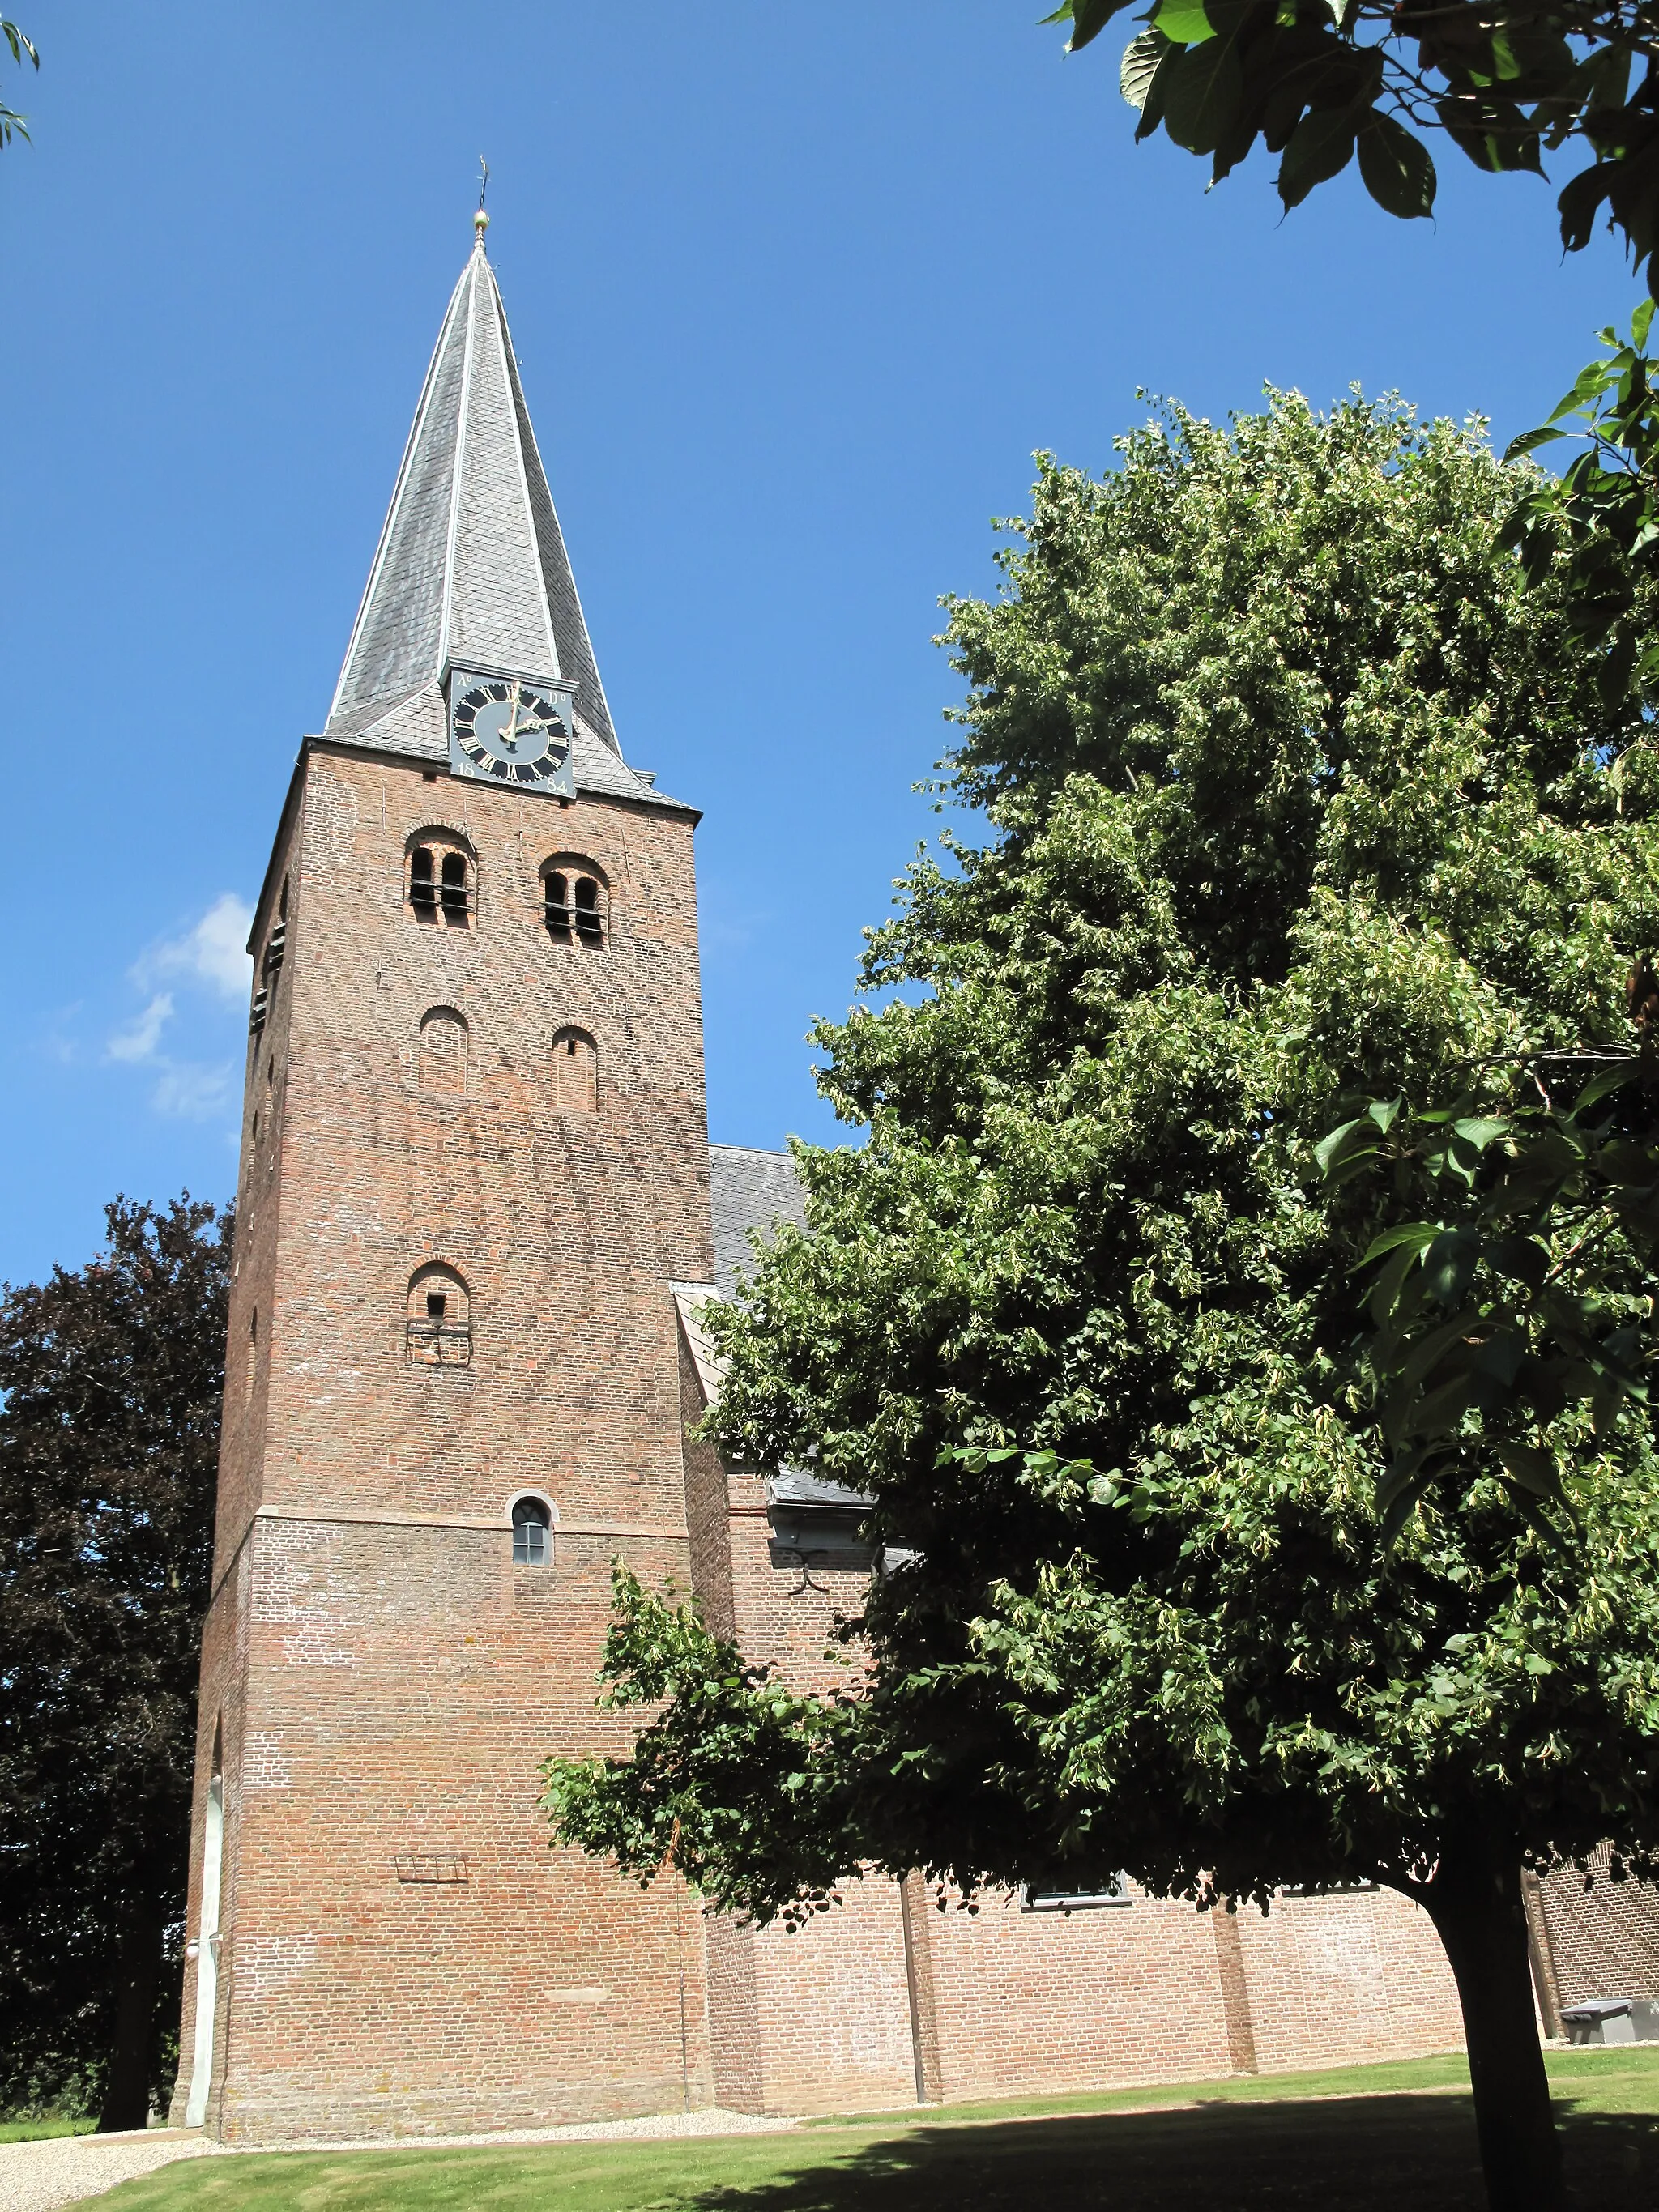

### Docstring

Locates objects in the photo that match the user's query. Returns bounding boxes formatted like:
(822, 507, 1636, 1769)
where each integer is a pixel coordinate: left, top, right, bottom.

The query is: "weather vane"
(475, 157, 490, 243)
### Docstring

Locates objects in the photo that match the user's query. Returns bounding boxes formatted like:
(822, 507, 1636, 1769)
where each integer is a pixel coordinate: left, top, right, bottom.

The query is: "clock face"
(450, 676, 577, 795)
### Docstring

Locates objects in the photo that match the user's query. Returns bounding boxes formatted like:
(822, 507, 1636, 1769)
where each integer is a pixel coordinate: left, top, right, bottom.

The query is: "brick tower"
(171, 215, 717, 2142)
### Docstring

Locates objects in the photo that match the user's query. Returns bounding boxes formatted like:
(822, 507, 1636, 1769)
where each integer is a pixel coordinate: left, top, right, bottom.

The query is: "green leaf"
(1503, 426, 1567, 462)
(1423, 1227, 1480, 1307)
(1398, 1306, 1486, 1397)
(1162, 33, 1244, 156)
(1358, 1222, 1439, 1268)
(1403, 1367, 1478, 1441)
(1068, 0, 1134, 50)
(1356, 113, 1435, 221)
(1152, 0, 1217, 43)
(1635, 298, 1656, 351)
(1571, 1058, 1640, 1116)
(1547, 360, 1616, 425)
(1279, 106, 1358, 211)
(1314, 1115, 1367, 1175)
(1120, 27, 1170, 110)
(1367, 1239, 1429, 1328)
(1558, 161, 1613, 255)
(1367, 1096, 1403, 1134)
(1451, 1116, 1508, 1153)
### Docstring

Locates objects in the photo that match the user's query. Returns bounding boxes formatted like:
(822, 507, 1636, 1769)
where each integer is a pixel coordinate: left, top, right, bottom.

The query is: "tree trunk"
(1416, 1831, 1563, 2212)
(98, 1885, 164, 2133)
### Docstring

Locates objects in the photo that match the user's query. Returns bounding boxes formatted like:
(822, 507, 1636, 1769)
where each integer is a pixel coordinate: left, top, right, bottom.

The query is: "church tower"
(171, 216, 717, 2142)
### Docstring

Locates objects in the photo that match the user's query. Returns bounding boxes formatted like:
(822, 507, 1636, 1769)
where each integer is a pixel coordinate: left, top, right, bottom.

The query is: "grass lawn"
(97, 2048, 1659, 2211)
(0, 2111, 95, 2142)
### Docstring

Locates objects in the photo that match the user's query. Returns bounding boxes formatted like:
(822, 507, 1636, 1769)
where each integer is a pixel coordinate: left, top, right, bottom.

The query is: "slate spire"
(323, 219, 621, 765)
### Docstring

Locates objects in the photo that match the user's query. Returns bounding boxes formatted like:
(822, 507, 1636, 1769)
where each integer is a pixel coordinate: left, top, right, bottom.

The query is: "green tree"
(1048, 0, 1659, 281)
(0, 1196, 229, 2131)
(548, 394, 1659, 2212)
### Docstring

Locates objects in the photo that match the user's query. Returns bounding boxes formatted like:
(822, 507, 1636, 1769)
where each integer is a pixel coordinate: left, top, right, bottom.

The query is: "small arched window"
(407, 833, 474, 927)
(406, 1264, 471, 1366)
(418, 1008, 468, 1094)
(552, 1029, 598, 1115)
(543, 859, 608, 948)
(512, 1496, 552, 1567)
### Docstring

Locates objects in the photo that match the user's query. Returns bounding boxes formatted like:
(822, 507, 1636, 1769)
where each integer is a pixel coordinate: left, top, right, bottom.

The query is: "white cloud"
(108, 992, 174, 1064)
(151, 1061, 234, 1119)
(99, 893, 253, 1130)
(148, 893, 254, 1002)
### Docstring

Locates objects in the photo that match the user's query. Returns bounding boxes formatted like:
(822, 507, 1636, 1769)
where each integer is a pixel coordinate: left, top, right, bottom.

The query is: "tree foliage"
(548, 394, 1659, 2210)
(0, 1197, 229, 2128)
(1316, 1047, 1659, 1545)
(1, 18, 36, 147)
(1503, 300, 1659, 710)
(1048, 0, 1659, 287)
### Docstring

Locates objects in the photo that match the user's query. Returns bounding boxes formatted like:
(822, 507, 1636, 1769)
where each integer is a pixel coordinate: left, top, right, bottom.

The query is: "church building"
(171, 219, 1659, 2142)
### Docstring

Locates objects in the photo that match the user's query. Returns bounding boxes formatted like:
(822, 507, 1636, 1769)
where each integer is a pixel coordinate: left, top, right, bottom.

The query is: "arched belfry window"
(552, 1029, 598, 1115)
(512, 1495, 552, 1567)
(407, 832, 475, 927)
(406, 1264, 471, 1366)
(418, 1008, 468, 1094)
(543, 859, 608, 948)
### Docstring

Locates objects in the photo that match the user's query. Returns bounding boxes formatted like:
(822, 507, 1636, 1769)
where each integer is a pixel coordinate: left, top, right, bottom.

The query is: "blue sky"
(0, 1, 1637, 1285)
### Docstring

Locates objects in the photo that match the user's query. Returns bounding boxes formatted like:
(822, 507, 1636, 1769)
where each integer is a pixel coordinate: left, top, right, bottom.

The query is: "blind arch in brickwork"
(406, 1261, 471, 1366)
(417, 1006, 469, 1094)
(552, 1028, 599, 1114)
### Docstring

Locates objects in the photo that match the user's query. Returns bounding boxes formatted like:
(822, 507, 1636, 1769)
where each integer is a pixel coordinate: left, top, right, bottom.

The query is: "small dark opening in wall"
(424, 771, 438, 782)
(426, 1291, 447, 1320)
(565, 1038, 577, 1057)
(410, 846, 437, 917)
(545, 871, 571, 943)
(574, 876, 603, 946)
(440, 850, 469, 924)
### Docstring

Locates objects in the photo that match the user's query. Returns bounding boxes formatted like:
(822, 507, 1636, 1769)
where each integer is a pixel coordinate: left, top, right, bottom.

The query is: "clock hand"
(488, 696, 531, 751)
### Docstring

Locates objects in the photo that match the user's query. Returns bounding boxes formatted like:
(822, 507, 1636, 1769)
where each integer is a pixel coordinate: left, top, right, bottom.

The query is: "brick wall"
(1537, 1845, 1659, 2007)
(1233, 1889, 1464, 2072)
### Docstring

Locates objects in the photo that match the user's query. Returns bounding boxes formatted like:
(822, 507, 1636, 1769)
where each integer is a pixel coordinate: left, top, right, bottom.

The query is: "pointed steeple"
(322, 223, 641, 797)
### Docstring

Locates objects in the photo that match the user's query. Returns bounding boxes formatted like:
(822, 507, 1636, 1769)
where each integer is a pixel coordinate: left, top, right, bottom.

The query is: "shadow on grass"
(691, 2097, 1659, 2212)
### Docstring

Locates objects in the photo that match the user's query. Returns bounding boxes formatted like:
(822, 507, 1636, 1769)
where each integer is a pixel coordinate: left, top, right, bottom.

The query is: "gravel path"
(0, 2108, 798, 2210)
(0, 2132, 220, 2212)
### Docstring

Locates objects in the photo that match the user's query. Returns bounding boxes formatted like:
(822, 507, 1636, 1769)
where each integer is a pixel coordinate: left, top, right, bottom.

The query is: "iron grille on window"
(544, 871, 605, 947)
(410, 846, 475, 925)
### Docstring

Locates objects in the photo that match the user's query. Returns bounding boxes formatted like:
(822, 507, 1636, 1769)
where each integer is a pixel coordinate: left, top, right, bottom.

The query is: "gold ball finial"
(474, 206, 489, 245)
